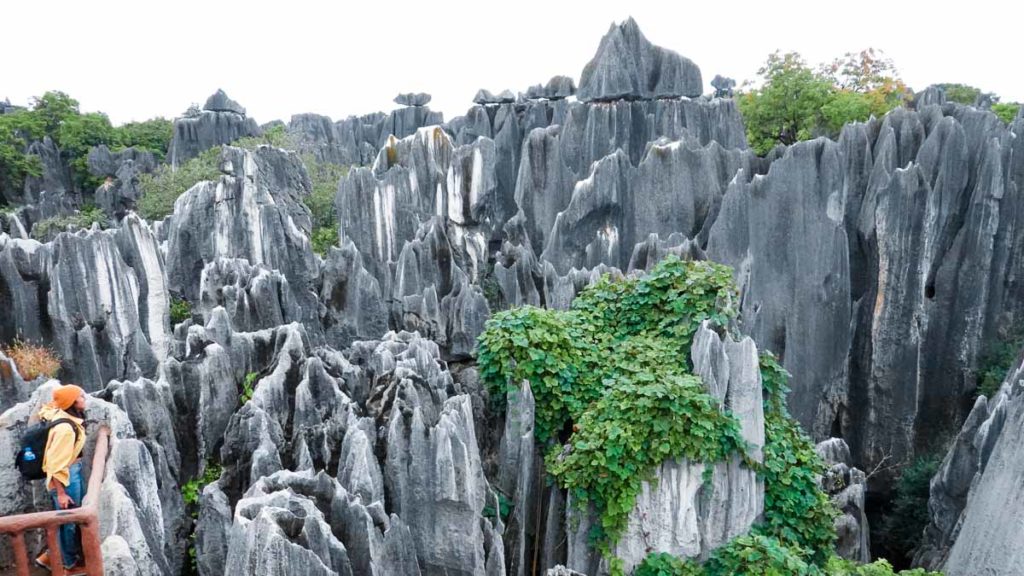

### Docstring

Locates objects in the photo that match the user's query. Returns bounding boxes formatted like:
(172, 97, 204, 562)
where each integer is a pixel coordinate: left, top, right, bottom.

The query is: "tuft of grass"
(2, 339, 61, 381)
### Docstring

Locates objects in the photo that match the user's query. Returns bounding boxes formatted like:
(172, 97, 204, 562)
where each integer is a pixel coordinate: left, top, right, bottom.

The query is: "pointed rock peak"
(204, 89, 246, 115)
(394, 92, 432, 107)
(578, 17, 703, 102)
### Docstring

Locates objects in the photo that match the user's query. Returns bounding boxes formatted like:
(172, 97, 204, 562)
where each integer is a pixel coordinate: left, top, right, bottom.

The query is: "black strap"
(48, 418, 82, 444)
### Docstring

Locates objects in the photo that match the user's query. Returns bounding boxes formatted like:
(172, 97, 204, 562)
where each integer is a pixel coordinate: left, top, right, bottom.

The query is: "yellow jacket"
(37, 405, 86, 487)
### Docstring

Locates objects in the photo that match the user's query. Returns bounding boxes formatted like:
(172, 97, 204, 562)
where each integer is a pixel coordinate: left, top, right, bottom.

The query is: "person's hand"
(57, 491, 75, 509)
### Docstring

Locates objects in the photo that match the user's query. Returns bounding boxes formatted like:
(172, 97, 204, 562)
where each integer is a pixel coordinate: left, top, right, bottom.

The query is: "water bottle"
(22, 447, 36, 462)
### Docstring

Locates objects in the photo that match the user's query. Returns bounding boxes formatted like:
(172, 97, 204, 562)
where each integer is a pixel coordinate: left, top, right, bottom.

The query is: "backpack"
(15, 418, 80, 480)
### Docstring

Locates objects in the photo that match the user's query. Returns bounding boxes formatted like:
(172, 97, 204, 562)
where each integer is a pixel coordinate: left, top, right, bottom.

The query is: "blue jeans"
(49, 460, 84, 568)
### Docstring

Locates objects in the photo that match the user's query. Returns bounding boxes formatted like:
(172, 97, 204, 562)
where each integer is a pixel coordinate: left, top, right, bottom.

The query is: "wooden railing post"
(10, 531, 30, 576)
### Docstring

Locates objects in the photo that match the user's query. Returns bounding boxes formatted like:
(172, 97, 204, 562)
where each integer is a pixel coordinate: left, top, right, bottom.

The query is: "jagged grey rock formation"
(474, 89, 517, 105)
(915, 352, 1024, 574)
(525, 76, 576, 101)
(577, 18, 702, 102)
(164, 145, 324, 343)
(205, 90, 246, 115)
(816, 438, 870, 562)
(169, 91, 260, 167)
(707, 138, 850, 439)
(395, 92, 432, 107)
(89, 145, 157, 218)
(711, 75, 736, 98)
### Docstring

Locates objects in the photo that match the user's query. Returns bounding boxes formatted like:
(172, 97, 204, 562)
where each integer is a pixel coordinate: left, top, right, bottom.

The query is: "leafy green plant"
(703, 534, 813, 576)
(876, 454, 941, 565)
(311, 225, 338, 256)
(169, 297, 192, 325)
(825, 556, 942, 575)
(30, 204, 108, 240)
(991, 102, 1020, 124)
(114, 118, 173, 161)
(137, 146, 221, 220)
(635, 552, 703, 576)
(181, 461, 222, 508)
(755, 353, 838, 566)
(241, 371, 259, 404)
(479, 258, 752, 557)
(738, 50, 908, 155)
(482, 491, 513, 522)
(976, 332, 1024, 398)
(934, 83, 982, 105)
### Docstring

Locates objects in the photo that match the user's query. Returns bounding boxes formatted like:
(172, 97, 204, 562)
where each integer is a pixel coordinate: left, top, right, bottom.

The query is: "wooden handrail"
(0, 425, 110, 576)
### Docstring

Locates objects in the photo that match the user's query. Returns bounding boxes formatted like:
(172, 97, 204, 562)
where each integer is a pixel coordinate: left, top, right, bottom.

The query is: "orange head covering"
(51, 384, 84, 411)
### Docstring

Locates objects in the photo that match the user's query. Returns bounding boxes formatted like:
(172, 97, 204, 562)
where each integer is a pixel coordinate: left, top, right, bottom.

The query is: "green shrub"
(169, 297, 192, 325)
(30, 204, 107, 240)
(311, 226, 338, 256)
(114, 118, 173, 162)
(635, 552, 703, 576)
(755, 353, 838, 566)
(825, 556, 942, 575)
(877, 454, 941, 564)
(991, 102, 1020, 124)
(241, 371, 258, 404)
(479, 258, 757, 558)
(137, 146, 221, 220)
(704, 534, 814, 576)
(976, 332, 1024, 398)
(738, 50, 907, 155)
(935, 83, 982, 105)
(181, 461, 222, 508)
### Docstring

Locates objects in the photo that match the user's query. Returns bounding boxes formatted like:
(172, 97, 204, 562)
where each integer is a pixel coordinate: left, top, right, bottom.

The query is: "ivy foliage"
(479, 258, 747, 553)
(477, 256, 870, 574)
(755, 353, 838, 566)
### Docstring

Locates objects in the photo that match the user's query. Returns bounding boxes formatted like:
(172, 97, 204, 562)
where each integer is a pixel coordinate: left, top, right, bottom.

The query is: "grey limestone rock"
(918, 356, 1024, 575)
(395, 92, 433, 107)
(169, 91, 260, 167)
(204, 89, 247, 114)
(474, 89, 517, 105)
(577, 18, 702, 102)
(816, 438, 870, 562)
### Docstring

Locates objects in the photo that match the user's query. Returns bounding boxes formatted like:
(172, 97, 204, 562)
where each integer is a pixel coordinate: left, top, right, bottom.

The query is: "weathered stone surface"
(19, 137, 71, 204)
(318, 240, 387, 348)
(816, 438, 870, 562)
(525, 76, 576, 101)
(395, 92, 432, 107)
(474, 89, 517, 105)
(198, 258, 301, 333)
(205, 89, 247, 114)
(164, 145, 323, 342)
(170, 92, 260, 166)
(912, 355, 1024, 575)
(577, 18, 702, 102)
(386, 392, 496, 575)
(711, 75, 736, 98)
(708, 138, 851, 443)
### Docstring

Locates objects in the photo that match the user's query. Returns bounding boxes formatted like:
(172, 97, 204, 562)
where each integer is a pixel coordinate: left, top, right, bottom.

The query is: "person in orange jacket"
(34, 384, 88, 574)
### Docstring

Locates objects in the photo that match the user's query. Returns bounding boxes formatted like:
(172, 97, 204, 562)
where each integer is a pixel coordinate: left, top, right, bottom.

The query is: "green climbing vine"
(478, 257, 749, 555)
(754, 352, 838, 566)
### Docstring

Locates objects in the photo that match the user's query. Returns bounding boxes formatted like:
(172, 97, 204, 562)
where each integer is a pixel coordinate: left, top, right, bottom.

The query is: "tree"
(739, 50, 909, 155)
(0, 109, 45, 196)
(737, 52, 833, 154)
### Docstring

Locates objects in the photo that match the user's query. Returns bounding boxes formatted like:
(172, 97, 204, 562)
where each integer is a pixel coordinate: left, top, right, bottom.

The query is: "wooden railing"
(0, 426, 109, 576)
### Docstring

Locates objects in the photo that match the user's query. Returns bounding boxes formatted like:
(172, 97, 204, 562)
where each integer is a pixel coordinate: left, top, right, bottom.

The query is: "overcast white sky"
(3, 0, 1021, 126)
